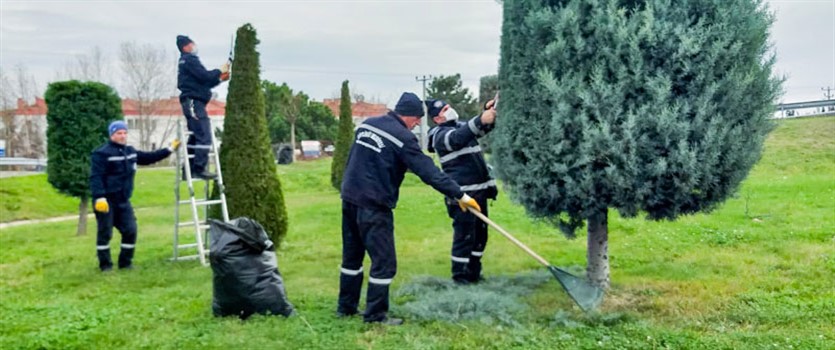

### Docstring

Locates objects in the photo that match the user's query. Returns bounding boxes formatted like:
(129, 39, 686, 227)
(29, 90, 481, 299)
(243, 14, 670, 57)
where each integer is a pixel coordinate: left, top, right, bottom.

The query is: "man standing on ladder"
(176, 34, 230, 179)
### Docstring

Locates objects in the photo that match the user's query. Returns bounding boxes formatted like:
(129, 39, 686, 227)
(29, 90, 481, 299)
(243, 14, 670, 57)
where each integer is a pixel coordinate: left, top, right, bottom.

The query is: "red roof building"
(13, 97, 226, 116)
(322, 99, 388, 121)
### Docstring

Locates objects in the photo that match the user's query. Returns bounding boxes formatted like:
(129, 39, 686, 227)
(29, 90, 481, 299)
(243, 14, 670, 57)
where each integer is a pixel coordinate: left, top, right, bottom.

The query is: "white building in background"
(0, 97, 226, 159)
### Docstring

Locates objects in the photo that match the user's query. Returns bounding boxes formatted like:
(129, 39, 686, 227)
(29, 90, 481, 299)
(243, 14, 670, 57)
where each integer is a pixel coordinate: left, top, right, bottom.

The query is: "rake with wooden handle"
(468, 208, 604, 312)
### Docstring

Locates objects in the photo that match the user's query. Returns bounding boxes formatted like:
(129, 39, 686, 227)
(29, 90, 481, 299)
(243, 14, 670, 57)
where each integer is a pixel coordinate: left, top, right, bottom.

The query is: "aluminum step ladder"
(172, 119, 229, 266)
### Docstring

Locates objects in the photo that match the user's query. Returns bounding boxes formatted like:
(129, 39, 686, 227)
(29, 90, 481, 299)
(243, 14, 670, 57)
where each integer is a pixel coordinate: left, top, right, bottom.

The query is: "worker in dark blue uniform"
(337, 92, 483, 325)
(90, 121, 180, 271)
(426, 99, 498, 284)
(176, 34, 229, 179)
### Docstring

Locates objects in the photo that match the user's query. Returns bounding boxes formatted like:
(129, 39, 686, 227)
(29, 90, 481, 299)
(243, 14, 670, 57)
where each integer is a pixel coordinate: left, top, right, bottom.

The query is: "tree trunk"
(586, 208, 610, 289)
(290, 121, 296, 160)
(77, 198, 88, 236)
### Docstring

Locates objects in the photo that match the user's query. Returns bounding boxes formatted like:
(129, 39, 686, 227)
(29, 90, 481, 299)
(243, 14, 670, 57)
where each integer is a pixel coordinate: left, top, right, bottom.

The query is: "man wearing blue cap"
(176, 34, 229, 179)
(90, 121, 180, 271)
(337, 92, 482, 325)
(426, 99, 498, 284)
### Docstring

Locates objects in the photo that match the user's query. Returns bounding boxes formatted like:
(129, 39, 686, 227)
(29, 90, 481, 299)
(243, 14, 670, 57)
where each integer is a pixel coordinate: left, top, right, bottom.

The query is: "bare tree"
(16, 65, 44, 159)
(352, 92, 366, 103)
(0, 64, 43, 160)
(0, 67, 19, 159)
(59, 46, 110, 83)
(281, 94, 304, 160)
(119, 41, 176, 149)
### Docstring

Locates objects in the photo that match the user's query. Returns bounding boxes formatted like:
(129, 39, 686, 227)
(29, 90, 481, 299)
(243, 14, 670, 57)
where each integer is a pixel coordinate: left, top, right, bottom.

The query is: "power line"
(822, 86, 834, 100)
(415, 75, 433, 150)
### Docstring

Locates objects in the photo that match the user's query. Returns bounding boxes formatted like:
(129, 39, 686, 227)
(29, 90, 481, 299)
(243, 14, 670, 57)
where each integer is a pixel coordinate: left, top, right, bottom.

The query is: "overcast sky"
(1, 0, 833, 107)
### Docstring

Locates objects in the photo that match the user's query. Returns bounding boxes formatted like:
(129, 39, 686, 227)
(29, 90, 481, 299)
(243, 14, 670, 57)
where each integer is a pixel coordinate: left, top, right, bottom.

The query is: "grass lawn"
(0, 117, 833, 349)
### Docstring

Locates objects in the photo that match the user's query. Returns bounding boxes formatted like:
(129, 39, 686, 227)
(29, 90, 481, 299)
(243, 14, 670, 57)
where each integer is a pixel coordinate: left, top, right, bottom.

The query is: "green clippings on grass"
(393, 272, 551, 325)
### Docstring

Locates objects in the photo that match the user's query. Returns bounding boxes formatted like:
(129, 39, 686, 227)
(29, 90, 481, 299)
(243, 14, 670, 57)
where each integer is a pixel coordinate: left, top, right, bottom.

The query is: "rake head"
(548, 266, 604, 312)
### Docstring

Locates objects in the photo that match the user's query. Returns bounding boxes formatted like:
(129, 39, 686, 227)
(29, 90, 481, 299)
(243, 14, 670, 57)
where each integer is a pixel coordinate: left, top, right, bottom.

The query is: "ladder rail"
(172, 118, 228, 267)
(211, 129, 230, 222)
(173, 121, 182, 260)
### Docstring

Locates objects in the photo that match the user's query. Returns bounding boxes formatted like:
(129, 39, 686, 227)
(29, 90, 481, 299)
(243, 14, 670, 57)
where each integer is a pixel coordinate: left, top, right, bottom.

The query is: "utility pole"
(416, 75, 432, 150)
(822, 86, 833, 100)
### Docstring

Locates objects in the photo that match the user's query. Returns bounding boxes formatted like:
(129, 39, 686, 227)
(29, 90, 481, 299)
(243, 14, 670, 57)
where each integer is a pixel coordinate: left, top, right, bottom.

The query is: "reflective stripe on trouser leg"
(358, 206, 395, 322)
(114, 201, 137, 268)
(338, 266, 364, 314)
(95, 206, 114, 269)
(338, 201, 366, 314)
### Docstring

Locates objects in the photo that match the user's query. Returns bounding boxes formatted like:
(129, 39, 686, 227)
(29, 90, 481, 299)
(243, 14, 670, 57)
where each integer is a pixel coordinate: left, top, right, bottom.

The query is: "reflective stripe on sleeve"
(356, 125, 404, 148)
(468, 118, 480, 135)
(439, 145, 482, 164)
(461, 179, 497, 191)
(108, 154, 137, 161)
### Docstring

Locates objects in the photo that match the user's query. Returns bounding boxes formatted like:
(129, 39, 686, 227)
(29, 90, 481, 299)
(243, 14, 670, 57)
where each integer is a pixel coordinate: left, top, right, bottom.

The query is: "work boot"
(194, 171, 217, 180)
(336, 308, 359, 318)
(453, 277, 471, 285)
(374, 317, 404, 326)
(100, 265, 113, 273)
(467, 274, 485, 284)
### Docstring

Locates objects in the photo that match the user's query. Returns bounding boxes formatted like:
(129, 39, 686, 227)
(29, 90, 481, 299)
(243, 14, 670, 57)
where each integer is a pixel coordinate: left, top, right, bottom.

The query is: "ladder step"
(171, 253, 209, 261)
(179, 177, 215, 182)
(178, 199, 223, 206)
(177, 222, 211, 230)
(177, 243, 200, 249)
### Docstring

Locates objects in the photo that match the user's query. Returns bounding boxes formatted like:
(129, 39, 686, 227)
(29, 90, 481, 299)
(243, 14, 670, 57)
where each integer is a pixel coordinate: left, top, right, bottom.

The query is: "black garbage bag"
(209, 217, 294, 319)
(274, 144, 294, 165)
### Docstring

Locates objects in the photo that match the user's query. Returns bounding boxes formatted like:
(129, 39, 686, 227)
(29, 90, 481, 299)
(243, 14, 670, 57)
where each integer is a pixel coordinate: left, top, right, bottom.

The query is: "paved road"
(0, 171, 42, 178)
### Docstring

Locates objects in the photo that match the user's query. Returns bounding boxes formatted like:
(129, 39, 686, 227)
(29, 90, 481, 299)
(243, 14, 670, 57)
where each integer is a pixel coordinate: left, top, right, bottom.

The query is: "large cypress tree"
(494, 0, 781, 289)
(220, 23, 288, 244)
(45, 81, 121, 236)
(330, 80, 353, 190)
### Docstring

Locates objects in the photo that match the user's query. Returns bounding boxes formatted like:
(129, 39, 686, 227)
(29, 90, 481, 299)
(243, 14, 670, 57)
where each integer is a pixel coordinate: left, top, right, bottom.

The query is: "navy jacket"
(428, 114, 497, 200)
(90, 142, 172, 201)
(177, 52, 221, 103)
(341, 111, 464, 210)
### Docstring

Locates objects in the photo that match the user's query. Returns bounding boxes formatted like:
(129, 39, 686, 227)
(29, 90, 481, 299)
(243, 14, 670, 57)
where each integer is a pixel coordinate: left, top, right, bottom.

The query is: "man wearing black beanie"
(176, 34, 229, 179)
(337, 92, 482, 325)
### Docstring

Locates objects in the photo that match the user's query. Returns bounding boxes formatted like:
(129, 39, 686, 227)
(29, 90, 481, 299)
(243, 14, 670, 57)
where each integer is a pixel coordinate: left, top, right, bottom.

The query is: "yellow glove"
(94, 198, 109, 213)
(457, 194, 481, 213)
(169, 139, 181, 151)
(220, 62, 230, 74)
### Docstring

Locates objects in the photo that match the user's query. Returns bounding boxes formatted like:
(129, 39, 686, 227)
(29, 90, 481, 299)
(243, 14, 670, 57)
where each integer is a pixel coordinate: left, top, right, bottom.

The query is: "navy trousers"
(95, 198, 137, 270)
(180, 98, 212, 173)
(338, 201, 397, 322)
(446, 196, 489, 283)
